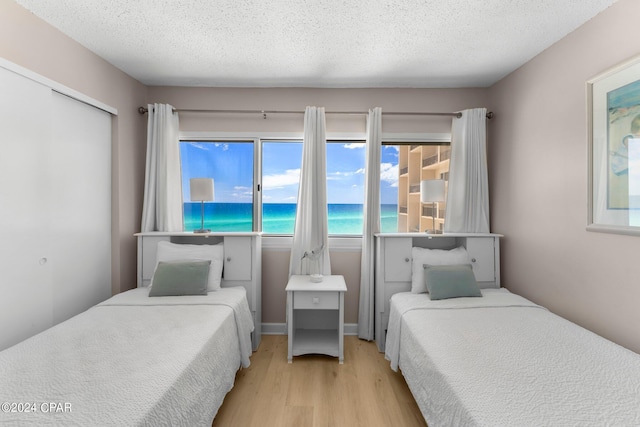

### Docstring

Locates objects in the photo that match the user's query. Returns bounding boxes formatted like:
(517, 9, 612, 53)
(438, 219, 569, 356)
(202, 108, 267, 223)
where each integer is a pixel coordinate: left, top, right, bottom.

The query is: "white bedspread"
(386, 289, 640, 426)
(0, 287, 254, 426)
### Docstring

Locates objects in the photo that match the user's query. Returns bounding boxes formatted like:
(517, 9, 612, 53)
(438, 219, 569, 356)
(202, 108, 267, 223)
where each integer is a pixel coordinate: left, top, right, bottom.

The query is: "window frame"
(259, 138, 302, 235)
(382, 137, 452, 233)
(179, 131, 451, 249)
(260, 138, 369, 237)
(179, 137, 259, 233)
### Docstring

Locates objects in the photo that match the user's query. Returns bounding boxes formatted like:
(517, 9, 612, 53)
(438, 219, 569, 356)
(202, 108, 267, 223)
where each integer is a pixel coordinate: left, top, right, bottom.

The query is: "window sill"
(262, 235, 363, 252)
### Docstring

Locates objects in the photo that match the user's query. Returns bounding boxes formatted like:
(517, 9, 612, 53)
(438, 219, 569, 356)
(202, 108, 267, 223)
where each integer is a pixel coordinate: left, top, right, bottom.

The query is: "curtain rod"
(137, 106, 494, 119)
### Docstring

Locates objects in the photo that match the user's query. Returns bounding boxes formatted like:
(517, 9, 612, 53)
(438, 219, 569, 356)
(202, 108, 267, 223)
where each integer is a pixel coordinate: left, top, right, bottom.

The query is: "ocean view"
(184, 202, 398, 234)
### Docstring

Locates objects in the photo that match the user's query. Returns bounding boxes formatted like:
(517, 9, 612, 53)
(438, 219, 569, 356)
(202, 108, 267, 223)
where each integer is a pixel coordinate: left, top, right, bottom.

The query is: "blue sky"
(180, 141, 399, 204)
(180, 142, 254, 203)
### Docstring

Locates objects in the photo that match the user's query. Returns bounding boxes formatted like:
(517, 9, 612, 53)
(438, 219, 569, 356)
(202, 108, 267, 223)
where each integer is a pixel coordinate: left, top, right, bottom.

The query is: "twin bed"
(382, 241, 640, 426)
(4, 231, 640, 426)
(0, 234, 259, 426)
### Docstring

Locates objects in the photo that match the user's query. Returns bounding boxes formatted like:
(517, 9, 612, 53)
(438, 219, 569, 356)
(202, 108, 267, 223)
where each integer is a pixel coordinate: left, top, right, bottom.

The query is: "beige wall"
(148, 86, 489, 324)
(1, 0, 148, 294)
(148, 86, 489, 134)
(262, 250, 362, 324)
(489, 0, 640, 353)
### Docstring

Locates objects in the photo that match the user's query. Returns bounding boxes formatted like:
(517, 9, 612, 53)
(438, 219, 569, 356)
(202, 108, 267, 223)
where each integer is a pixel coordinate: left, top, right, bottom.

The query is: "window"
(383, 142, 450, 233)
(262, 141, 302, 234)
(326, 142, 366, 235)
(179, 141, 254, 232)
(260, 140, 367, 235)
(381, 145, 400, 233)
(179, 137, 446, 235)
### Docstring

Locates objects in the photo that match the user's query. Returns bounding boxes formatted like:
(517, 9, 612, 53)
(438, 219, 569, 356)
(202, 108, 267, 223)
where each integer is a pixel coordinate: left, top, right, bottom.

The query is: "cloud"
(380, 162, 398, 187)
(383, 145, 399, 157)
(343, 143, 365, 149)
(328, 168, 365, 180)
(231, 190, 253, 199)
(229, 186, 253, 199)
(213, 143, 230, 151)
(262, 168, 300, 189)
(189, 142, 210, 151)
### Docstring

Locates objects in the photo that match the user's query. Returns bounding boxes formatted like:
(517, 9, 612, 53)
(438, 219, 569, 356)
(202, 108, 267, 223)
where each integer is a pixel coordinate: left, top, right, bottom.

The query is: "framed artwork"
(588, 54, 640, 236)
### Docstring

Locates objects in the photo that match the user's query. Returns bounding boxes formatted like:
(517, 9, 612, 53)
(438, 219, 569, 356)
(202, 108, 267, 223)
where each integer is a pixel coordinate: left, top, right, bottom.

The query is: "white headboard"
(135, 232, 262, 350)
(374, 233, 502, 352)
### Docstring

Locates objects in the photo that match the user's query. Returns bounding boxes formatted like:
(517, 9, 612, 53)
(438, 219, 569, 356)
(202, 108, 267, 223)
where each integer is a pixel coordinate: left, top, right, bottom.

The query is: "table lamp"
(420, 179, 445, 234)
(190, 178, 214, 233)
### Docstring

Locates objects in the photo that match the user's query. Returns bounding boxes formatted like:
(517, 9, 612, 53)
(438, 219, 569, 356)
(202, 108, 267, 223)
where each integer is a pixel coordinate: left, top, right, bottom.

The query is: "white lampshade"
(190, 178, 214, 202)
(420, 179, 445, 203)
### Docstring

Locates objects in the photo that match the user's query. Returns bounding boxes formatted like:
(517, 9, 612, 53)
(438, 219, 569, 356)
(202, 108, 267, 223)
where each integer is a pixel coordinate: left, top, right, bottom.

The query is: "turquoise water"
(184, 203, 398, 234)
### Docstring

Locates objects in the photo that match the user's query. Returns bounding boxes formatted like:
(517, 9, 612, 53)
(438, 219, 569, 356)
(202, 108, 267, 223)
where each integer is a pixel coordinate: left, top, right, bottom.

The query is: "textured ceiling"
(15, 0, 618, 88)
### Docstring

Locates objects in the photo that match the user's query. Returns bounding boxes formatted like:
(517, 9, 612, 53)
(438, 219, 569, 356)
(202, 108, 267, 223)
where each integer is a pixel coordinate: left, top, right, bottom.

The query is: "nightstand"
(286, 275, 347, 364)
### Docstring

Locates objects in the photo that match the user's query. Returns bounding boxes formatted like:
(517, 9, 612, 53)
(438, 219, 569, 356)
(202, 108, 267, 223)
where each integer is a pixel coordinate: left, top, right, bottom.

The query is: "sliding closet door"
(0, 66, 54, 350)
(0, 64, 112, 351)
(50, 92, 111, 324)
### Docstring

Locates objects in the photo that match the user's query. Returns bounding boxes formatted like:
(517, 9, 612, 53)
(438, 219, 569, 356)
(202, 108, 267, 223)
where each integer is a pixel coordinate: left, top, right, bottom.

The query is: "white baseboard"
(344, 323, 358, 335)
(262, 323, 287, 335)
(262, 323, 358, 336)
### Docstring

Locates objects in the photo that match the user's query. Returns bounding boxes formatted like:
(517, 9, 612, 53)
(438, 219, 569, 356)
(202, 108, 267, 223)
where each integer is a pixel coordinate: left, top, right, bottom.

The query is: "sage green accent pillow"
(154, 241, 224, 291)
(149, 260, 211, 297)
(411, 246, 470, 293)
(424, 264, 482, 300)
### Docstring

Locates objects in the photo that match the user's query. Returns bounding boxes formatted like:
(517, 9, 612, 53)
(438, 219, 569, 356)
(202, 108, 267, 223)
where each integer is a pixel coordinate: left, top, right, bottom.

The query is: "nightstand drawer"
(294, 292, 339, 310)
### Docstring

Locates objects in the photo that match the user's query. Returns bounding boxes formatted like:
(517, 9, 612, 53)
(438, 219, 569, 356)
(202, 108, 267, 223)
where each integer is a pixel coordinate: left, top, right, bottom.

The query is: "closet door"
(0, 66, 54, 350)
(50, 92, 112, 324)
(0, 66, 112, 351)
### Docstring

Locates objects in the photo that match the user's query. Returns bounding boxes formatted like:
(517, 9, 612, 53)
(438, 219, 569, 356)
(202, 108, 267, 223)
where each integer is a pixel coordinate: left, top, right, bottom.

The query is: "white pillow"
(411, 246, 470, 293)
(152, 241, 224, 291)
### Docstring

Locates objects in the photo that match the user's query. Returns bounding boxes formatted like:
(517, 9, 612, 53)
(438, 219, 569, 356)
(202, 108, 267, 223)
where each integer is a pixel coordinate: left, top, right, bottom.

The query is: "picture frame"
(587, 54, 640, 236)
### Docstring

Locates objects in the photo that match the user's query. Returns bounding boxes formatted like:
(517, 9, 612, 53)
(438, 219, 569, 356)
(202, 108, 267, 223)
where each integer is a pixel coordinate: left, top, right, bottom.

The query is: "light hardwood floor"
(212, 335, 427, 427)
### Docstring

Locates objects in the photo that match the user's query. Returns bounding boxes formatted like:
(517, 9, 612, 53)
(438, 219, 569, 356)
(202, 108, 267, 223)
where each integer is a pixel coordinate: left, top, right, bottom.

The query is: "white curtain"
(444, 108, 490, 233)
(141, 103, 183, 232)
(358, 108, 382, 340)
(289, 107, 331, 276)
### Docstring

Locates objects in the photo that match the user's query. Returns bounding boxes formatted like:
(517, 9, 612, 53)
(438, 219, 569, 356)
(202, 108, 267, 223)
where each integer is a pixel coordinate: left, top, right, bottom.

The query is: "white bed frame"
(374, 232, 502, 352)
(135, 232, 262, 350)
